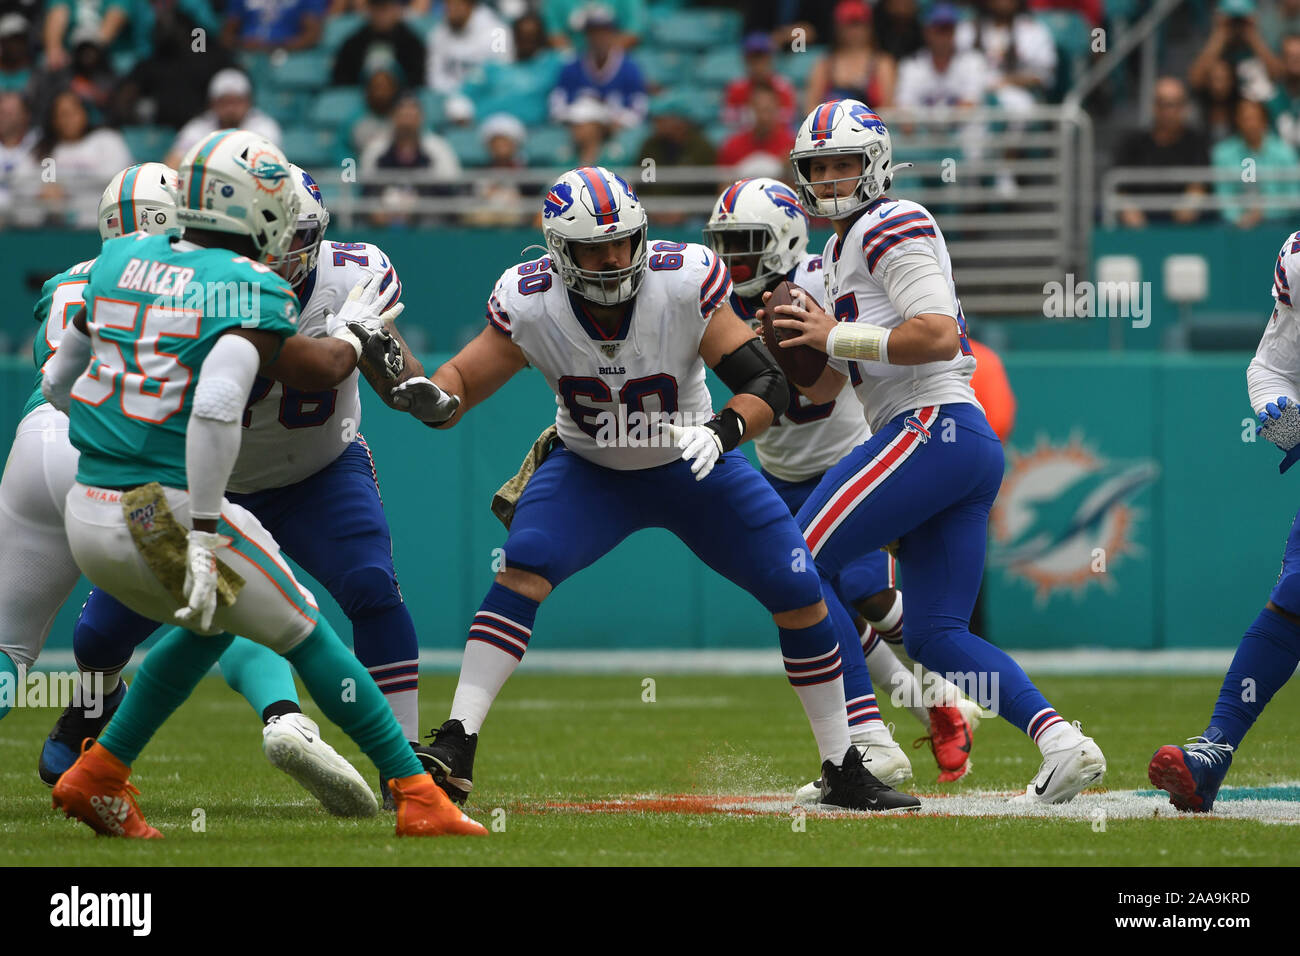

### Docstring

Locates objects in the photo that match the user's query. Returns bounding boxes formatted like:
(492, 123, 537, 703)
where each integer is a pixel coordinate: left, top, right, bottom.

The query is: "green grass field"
(2, 672, 1298, 866)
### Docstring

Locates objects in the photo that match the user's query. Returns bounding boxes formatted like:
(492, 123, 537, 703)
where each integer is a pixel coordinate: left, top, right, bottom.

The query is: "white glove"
(662, 422, 724, 481)
(326, 274, 406, 357)
(174, 530, 230, 631)
(390, 376, 461, 425)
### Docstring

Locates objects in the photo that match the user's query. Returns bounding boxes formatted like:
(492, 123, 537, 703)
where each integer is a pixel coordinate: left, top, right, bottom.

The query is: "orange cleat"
(51, 741, 161, 839)
(922, 704, 973, 778)
(390, 774, 488, 836)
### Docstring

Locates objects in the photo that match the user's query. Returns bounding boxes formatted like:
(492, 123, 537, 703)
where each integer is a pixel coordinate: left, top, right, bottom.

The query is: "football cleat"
(852, 721, 912, 787)
(915, 703, 973, 780)
(51, 741, 161, 838)
(1148, 737, 1234, 813)
(413, 718, 477, 805)
(378, 742, 428, 811)
(813, 745, 921, 812)
(956, 697, 984, 732)
(39, 680, 127, 787)
(1017, 721, 1106, 804)
(262, 713, 378, 817)
(389, 774, 488, 836)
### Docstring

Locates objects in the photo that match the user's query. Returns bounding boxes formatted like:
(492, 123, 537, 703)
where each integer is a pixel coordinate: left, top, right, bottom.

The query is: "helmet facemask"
(549, 223, 648, 306)
(270, 216, 328, 288)
(704, 223, 784, 297)
(793, 143, 890, 219)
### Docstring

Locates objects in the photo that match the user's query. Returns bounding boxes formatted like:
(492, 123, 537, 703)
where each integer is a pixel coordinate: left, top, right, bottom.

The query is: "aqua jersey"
(21, 257, 96, 419)
(69, 232, 300, 489)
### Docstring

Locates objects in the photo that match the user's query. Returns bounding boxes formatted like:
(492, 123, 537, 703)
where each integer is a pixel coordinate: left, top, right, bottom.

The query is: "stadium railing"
(1101, 166, 1300, 226)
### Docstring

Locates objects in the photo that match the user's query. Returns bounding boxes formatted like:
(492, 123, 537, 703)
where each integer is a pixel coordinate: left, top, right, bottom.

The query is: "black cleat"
(379, 742, 431, 811)
(818, 745, 922, 813)
(412, 719, 477, 805)
(38, 680, 128, 787)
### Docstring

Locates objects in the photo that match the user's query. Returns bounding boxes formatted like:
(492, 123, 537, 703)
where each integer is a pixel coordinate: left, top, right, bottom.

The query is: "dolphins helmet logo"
(989, 435, 1159, 604)
(235, 148, 290, 195)
(543, 182, 575, 219)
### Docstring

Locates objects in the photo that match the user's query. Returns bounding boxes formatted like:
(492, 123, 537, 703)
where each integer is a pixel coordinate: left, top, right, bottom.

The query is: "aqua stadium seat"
(121, 125, 174, 163)
(321, 13, 363, 54)
(309, 87, 365, 130)
(1039, 10, 1093, 61)
(418, 89, 445, 127)
(280, 126, 337, 169)
(270, 50, 335, 91)
(443, 126, 490, 167)
(473, 91, 548, 127)
(636, 48, 686, 89)
(647, 8, 742, 52)
(524, 124, 574, 167)
(776, 47, 825, 87)
(694, 50, 744, 88)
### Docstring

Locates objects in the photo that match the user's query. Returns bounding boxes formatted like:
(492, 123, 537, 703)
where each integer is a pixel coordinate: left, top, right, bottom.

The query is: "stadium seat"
(443, 126, 490, 167)
(121, 125, 174, 163)
(473, 91, 548, 127)
(637, 48, 686, 90)
(270, 50, 335, 91)
(776, 47, 825, 87)
(694, 50, 744, 89)
(647, 8, 742, 52)
(418, 88, 445, 127)
(1039, 10, 1093, 61)
(280, 126, 338, 169)
(321, 13, 363, 55)
(261, 89, 310, 129)
(524, 125, 574, 167)
(309, 87, 365, 130)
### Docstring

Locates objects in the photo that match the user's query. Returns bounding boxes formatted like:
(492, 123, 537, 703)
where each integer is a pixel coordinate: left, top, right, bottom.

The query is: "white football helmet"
(97, 163, 179, 240)
(175, 128, 300, 262)
(268, 164, 330, 287)
(703, 177, 809, 298)
(541, 165, 648, 305)
(790, 99, 896, 219)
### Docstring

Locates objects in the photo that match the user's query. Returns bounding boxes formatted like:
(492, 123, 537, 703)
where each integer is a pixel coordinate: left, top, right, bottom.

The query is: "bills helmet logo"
(300, 169, 322, 203)
(762, 183, 809, 223)
(849, 102, 887, 134)
(544, 182, 575, 219)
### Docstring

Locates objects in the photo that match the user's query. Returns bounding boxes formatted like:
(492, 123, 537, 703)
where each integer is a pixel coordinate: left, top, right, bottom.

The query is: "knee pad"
(333, 564, 404, 618)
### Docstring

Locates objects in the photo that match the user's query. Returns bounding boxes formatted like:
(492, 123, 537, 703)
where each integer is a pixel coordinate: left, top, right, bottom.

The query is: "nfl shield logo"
(600, 343, 620, 359)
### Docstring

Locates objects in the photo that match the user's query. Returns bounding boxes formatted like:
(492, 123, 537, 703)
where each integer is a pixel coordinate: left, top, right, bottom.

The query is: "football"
(759, 280, 829, 388)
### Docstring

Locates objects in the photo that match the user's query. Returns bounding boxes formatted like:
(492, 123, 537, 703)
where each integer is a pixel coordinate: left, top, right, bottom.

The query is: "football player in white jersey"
(37, 162, 431, 810)
(706, 176, 980, 785)
(392, 164, 921, 812)
(1148, 231, 1300, 811)
(767, 100, 1105, 803)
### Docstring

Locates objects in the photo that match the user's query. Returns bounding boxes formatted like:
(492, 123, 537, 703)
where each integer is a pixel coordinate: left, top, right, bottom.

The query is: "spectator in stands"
(1199, 57, 1241, 143)
(332, 0, 425, 88)
(37, 88, 132, 227)
(637, 90, 715, 225)
(0, 14, 33, 92)
(0, 90, 37, 217)
(804, 0, 896, 114)
(164, 69, 281, 167)
(1113, 77, 1211, 227)
(718, 81, 795, 168)
(722, 32, 797, 128)
(875, 0, 923, 64)
(463, 111, 529, 226)
(564, 95, 621, 167)
(1212, 97, 1300, 227)
(111, 0, 231, 129)
(42, 0, 129, 71)
(1267, 33, 1300, 147)
(549, 7, 646, 129)
(1029, 0, 1102, 28)
(360, 91, 460, 226)
(425, 0, 513, 95)
(1188, 0, 1280, 103)
(222, 0, 324, 51)
(1258, 0, 1300, 49)
(345, 62, 402, 157)
(896, 3, 989, 108)
(545, 0, 643, 50)
(955, 0, 1057, 110)
(747, 1, 835, 50)
(513, 10, 548, 63)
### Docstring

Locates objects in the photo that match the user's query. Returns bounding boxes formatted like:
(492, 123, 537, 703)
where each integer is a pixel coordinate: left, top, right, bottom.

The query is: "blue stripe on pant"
(794, 402, 1058, 736)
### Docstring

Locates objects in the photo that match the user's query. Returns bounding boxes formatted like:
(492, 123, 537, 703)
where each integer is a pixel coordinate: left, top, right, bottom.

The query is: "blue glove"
(1257, 396, 1300, 472)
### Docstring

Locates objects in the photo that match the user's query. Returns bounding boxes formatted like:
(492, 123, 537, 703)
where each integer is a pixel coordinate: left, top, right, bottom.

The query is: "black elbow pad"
(714, 338, 790, 420)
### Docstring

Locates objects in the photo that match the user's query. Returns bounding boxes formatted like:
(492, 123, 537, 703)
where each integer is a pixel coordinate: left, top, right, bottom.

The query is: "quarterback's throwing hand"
(1258, 396, 1300, 473)
(175, 530, 230, 631)
(390, 376, 461, 425)
(662, 422, 723, 481)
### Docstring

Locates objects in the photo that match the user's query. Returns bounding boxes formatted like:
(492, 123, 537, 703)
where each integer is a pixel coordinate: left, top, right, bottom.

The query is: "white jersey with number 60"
(487, 241, 732, 471)
(229, 240, 401, 494)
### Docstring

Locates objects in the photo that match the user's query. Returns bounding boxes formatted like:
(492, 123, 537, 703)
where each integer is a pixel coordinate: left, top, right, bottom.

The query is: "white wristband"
(827, 323, 891, 364)
(330, 326, 363, 360)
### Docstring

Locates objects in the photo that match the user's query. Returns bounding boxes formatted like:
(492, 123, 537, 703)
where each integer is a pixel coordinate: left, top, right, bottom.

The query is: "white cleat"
(794, 723, 912, 806)
(956, 697, 984, 733)
(1017, 721, 1106, 805)
(263, 713, 378, 818)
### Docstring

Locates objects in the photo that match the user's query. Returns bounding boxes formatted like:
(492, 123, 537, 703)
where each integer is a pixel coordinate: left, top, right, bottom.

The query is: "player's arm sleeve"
(877, 247, 957, 321)
(39, 310, 91, 412)
(186, 334, 261, 522)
